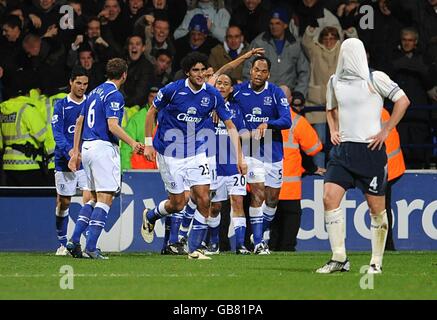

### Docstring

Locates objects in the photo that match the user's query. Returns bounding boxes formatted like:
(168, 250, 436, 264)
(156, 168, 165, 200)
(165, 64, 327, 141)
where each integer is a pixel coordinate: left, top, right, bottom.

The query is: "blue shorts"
(324, 142, 387, 196)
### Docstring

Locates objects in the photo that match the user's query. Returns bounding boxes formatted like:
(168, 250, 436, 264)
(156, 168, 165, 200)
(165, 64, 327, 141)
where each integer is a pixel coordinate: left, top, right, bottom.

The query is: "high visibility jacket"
(0, 96, 47, 170)
(382, 108, 406, 181)
(120, 105, 157, 170)
(280, 110, 322, 200)
(34, 92, 68, 170)
(122, 105, 140, 128)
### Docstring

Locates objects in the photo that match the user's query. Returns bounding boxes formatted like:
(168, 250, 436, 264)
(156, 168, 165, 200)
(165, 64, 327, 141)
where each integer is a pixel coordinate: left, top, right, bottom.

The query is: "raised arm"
(207, 48, 265, 85)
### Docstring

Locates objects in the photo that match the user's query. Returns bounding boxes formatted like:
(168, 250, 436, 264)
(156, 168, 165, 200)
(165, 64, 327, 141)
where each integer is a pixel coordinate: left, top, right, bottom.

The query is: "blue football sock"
(71, 201, 95, 243)
(188, 210, 208, 253)
(162, 216, 172, 250)
(56, 208, 69, 247)
(178, 198, 196, 240)
(232, 217, 247, 249)
(169, 212, 183, 244)
(249, 207, 263, 245)
(85, 202, 109, 252)
(146, 200, 169, 224)
(207, 214, 221, 245)
(262, 203, 277, 233)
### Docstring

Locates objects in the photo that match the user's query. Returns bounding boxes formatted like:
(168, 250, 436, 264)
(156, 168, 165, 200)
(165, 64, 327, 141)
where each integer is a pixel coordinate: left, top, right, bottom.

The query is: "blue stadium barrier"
(1, 171, 436, 252)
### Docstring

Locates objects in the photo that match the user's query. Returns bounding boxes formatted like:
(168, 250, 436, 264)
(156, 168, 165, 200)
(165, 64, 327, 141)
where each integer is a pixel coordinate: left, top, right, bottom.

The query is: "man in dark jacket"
(230, 0, 271, 44)
(122, 35, 154, 107)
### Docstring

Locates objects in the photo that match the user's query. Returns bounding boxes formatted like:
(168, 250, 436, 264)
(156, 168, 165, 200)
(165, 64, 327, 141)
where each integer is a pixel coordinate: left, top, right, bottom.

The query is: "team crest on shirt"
(156, 90, 163, 101)
(110, 102, 121, 111)
(280, 98, 288, 106)
(200, 96, 210, 107)
(51, 114, 58, 124)
(263, 96, 272, 106)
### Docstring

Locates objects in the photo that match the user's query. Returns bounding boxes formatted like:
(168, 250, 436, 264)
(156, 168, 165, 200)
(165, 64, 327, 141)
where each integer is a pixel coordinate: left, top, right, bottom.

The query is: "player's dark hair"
(106, 58, 128, 80)
(180, 51, 209, 74)
(251, 56, 271, 71)
(70, 66, 89, 81)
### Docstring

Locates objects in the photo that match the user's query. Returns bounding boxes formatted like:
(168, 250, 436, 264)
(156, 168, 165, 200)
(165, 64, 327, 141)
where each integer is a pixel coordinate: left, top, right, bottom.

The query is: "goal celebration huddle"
(55, 38, 409, 274)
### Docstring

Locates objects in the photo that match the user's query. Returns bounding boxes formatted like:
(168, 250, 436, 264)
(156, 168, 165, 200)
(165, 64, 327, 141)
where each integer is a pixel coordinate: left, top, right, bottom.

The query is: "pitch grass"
(0, 251, 436, 300)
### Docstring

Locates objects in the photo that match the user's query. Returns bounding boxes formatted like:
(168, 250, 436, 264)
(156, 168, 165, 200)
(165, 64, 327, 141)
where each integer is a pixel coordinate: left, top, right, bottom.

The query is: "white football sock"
(370, 210, 388, 266)
(325, 207, 346, 262)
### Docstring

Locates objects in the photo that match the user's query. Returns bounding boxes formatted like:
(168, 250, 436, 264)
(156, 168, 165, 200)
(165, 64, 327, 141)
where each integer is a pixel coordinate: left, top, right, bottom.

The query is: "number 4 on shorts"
(370, 176, 378, 190)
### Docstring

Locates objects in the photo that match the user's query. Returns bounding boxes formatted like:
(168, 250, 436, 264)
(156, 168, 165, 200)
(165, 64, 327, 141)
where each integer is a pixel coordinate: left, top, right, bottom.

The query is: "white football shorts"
(81, 140, 121, 192)
(245, 156, 283, 188)
(55, 169, 88, 196)
(210, 174, 247, 202)
(157, 152, 211, 194)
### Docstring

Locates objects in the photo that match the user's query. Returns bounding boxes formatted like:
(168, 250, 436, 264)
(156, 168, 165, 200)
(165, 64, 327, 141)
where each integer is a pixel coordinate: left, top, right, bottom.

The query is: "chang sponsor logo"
(246, 108, 269, 123)
(177, 107, 202, 123)
(67, 124, 76, 134)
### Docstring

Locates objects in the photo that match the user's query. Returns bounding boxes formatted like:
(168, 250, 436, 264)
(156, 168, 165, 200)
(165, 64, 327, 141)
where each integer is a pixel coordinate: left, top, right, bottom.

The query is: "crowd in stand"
(0, 0, 436, 186)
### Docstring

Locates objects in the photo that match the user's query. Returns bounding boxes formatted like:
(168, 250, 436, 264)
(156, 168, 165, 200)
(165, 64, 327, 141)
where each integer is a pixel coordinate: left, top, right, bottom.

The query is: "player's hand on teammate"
(237, 158, 248, 175)
(330, 130, 341, 145)
(368, 126, 390, 151)
(143, 145, 156, 162)
(132, 142, 145, 155)
(254, 123, 268, 140)
(68, 152, 81, 172)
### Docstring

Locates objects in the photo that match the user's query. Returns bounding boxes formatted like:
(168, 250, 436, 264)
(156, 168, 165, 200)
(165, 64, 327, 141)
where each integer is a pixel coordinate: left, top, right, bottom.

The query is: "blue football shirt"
(153, 79, 232, 158)
(81, 81, 124, 145)
(52, 95, 87, 171)
(214, 101, 246, 177)
(233, 81, 291, 163)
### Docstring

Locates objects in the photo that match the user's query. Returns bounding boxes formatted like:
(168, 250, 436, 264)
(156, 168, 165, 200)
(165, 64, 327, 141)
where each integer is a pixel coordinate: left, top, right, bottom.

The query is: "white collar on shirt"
(67, 93, 86, 104)
(248, 81, 269, 94)
(185, 78, 206, 94)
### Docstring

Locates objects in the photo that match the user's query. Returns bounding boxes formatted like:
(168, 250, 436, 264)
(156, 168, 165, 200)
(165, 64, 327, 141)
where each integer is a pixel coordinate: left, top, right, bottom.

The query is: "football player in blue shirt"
(205, 73, 251, 255)
(52, 66, 93, 256)
(233, 56, 292, 254)
(142, 52, 247, 259)
(67, 58, 144, 259)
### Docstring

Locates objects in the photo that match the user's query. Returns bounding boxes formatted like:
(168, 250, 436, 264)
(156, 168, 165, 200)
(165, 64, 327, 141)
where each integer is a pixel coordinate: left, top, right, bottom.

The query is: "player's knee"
(265, 198, 278, 208)
(195, 193, 210, 211)
(58, 196, 71, 211)
(323, 191, 338, 209)
(251, 190, 265, 207)
(168, 198, 186, 213)
(210, 202, 221, 217)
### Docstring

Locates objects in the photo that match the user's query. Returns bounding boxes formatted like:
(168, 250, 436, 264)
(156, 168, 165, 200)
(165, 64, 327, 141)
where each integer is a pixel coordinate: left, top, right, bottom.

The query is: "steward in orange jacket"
(382, 108, 406, 251)
(269, 106, 323, 251)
